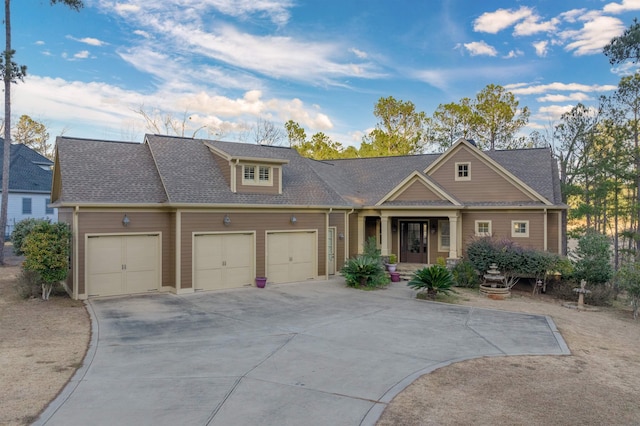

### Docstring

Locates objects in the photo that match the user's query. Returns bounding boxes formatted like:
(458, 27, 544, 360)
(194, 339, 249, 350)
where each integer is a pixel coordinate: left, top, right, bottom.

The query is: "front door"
(400, 221, 429, 263)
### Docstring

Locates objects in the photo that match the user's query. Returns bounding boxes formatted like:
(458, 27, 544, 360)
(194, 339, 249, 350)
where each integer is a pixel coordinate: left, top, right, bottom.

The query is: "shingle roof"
(0, 142, 53, 193)
(55, 135, 563, 208)
(55, 137, 168, 204)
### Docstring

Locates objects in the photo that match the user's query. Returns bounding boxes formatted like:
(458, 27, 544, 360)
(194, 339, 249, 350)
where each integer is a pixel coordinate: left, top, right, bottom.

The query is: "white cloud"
(603, 0, 640, 14)
(68, 36, 107, 46)
(532, 40, 549, 57)
(463, 41, 498, 56)
(73, 50, 90, 59)
(504, 82, 617, 95)
(114, 3, 141, 14)
(133, 30, 150, 38)
(474, 6, 533, 33)
(535, 105, 577, 121)
(514, 17, 559, 36)
(560, 9, 587, 23)
(561, 15, 625, 56)
(206, 0, 294, 26)
(536, 93, 592, 102)
(350, 48, 368, 59)
(504, 49, 524, 59)
(611, 61, 640, 75)
(35, 40, 45, 46)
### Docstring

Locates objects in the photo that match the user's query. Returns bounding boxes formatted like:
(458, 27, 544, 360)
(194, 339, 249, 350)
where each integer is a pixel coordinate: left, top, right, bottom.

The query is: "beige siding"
(348, 213, 358, 258)
(547, 210, 560, 254)
(429, 146, 534, 203)
(461, 211, 545, 254)
(393, 180, 443, 202)
(329, 212, 346, 267)
(211, 152, 231, 186)
(181, 211, 326, 288)
(76, 211, 175, 296)
(235, 165, 280, 195)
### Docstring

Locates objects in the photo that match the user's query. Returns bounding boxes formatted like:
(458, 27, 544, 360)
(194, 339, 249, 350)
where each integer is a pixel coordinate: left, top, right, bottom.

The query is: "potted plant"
(386, 254, 398, 272)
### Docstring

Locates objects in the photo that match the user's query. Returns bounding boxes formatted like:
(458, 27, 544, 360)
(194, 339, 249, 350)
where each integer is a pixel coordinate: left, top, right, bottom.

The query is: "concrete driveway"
(36, 279, 569, 426)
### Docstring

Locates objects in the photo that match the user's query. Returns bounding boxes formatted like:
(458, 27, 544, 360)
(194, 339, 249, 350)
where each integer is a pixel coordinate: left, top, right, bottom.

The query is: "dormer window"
(242, 164, 272, 186)
(455, 162, 470, 181)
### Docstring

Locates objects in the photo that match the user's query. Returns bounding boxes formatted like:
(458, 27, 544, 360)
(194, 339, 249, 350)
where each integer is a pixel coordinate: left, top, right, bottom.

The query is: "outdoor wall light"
(338, 233, 345, 240)
(223, 214, 231, 226)
(290, 215, 297, 224)
(122, 214, 130, 227)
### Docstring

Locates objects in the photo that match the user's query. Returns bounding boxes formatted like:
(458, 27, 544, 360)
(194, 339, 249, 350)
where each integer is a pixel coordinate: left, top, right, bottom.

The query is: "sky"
(8, 0, 640, 150)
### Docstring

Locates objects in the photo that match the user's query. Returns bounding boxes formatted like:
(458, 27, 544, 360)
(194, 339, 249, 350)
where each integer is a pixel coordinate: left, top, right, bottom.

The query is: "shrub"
(571, 230, 613, 285)
(14, 269, 42, 299)
(614, 263, 640, 319)
(363, 236, 380, 259)
(341, 255, 389, 289)
(388, 254, 397, 264)
(407, 264, 454, 297)
(21, 222, 71, 300)
(10, 218, 50, 256)
(549, 279, 615, 306)
(451, 260, 480, 288)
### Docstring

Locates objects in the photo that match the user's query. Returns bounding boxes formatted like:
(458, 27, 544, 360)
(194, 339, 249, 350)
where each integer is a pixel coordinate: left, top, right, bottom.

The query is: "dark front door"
(400, 221, 428, 263)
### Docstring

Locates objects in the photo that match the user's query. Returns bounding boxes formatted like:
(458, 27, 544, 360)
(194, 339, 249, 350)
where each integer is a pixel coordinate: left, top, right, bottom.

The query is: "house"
(51, 135, 565, 300)
(0, 142, 57, 237)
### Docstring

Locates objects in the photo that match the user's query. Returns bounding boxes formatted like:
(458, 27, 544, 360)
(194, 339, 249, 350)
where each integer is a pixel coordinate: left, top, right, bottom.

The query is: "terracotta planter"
(256, 277, 267, 288)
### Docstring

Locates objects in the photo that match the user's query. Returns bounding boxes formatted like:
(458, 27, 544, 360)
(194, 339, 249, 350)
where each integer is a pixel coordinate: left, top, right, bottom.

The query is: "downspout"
(543, 208, 548, 252)
(326, 208, 332, 279)
(73, 206, 79, 300)
(346, 208, 355, 260)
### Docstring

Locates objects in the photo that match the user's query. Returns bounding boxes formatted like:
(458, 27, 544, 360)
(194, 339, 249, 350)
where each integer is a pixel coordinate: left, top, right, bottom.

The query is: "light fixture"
(430, 223, 437, 234)
(338, 233, 345, 240)
(122, 214, 130, 227)
(223, 214, 231, 226)
(290, 215, 297, 224)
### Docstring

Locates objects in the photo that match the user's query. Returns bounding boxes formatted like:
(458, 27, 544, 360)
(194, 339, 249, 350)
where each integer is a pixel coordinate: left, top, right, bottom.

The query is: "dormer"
(205, 142, 289, 194)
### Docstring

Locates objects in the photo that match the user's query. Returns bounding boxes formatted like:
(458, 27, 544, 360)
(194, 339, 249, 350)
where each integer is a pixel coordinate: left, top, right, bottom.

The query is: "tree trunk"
(0, 0, 12, 265)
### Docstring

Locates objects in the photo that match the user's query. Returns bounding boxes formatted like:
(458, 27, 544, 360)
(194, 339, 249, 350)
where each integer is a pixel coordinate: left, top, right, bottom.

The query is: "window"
(511, 220, 529, 238)
(243, 165, 255, 181)
(475, 220, 491, 236)
(242, 164, 273, 186)
(259, 166, 270, 182)
(22, 198, 32, 215)
(455, 162, 471, 181)
(45, 198, 54, 215)
(438, 220, 450, 252)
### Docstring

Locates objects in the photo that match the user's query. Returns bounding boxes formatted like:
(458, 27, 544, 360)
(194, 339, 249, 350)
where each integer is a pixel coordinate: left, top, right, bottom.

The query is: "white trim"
(241, 164, 274, 186)
(265, 229, 318, 283)
(454, 162, 471, 181)
(511, 220, 529, 238)
(475, 220, 492, 237)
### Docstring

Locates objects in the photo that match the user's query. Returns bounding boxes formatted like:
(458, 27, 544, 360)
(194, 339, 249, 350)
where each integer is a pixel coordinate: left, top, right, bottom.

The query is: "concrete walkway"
(36, 278, 569, 426)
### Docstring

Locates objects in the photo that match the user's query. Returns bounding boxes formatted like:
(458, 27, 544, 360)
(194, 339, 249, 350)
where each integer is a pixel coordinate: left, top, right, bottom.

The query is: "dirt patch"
(378, 286, 640, 426)
(0, 245, 90, 426)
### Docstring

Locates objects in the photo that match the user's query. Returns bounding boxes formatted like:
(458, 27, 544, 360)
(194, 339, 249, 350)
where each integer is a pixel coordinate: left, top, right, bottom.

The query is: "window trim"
(511, 220, 529, 238)
(22, 197, 32, 215)
(438, 219, 450, 252)
(45, 198, 54, 215)
(455, 162, 471, 181)
(242, 164, 273, 186)
(474, 220, 492, 237)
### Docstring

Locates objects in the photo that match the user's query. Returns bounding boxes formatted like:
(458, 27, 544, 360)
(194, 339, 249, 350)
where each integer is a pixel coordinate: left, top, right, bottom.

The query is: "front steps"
(394, 263, 429, 281)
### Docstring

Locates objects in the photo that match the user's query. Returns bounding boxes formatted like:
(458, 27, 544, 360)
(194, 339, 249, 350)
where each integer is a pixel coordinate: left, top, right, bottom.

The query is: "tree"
(429, 99, 475, 152)
(13, 115, 51, 158)
(572, 230, 613, 286)
(252, 117, 285, 145)
(360, 96, 428, 156)
(604, 18, 640, 64)
(284, 120, 307, 148)
(134, 105, 212, 138)
(472, 84, 530, 150)
(0, 0, 82, 266)
(21, 221, 70, 300)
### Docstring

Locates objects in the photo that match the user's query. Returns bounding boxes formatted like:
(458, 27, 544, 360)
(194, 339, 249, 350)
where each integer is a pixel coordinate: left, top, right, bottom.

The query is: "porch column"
(448, 214, 459, 259)
(380, 215, 389, 256)
(357, 215, 365, 254)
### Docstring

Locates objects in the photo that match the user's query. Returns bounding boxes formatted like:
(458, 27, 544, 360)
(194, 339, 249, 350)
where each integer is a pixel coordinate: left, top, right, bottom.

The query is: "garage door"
(267, 231, 316, 284)
(194, 233, 254, 291)
(87, 234, 160, 297)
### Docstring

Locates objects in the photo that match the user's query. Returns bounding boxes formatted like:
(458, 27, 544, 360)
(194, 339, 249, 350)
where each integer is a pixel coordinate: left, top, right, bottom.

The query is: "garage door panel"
(88, 237, 123, 275)
(194, 233, 254, 291)
(267, 232, 316, 284)
(89, 273, 123, 297)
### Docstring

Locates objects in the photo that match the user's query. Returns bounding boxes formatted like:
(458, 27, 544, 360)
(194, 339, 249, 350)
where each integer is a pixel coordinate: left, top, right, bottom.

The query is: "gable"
(427, 142, 546, 204)
(393, 179, 443, 202)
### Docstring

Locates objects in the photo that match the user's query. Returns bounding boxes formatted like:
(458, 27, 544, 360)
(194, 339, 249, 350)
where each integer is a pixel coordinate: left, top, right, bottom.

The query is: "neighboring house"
(0, 142, 57, 237)
(52, 135, 566, 300)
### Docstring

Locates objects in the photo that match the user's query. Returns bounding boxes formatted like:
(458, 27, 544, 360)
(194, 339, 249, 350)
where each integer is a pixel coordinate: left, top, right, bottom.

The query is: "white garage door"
(87, 234, 160, 297)
(194, 233, 254, 291)
(267, 231, 316, 284)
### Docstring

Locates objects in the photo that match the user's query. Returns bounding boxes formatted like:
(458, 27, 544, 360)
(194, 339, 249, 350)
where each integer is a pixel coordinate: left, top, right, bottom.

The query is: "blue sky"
(9, 0, 640, 149)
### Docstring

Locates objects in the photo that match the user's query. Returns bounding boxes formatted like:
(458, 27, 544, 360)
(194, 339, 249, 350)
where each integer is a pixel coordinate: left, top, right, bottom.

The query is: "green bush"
(10, 218, 50, 256)
(14, 269, 42, 299)
(341, 255, 389, 289)
(21, 222, 71, 300)
(572, 230, 613, 285)
(549, 279, 615, 306)
(407, 264, 454, 297)
(451, 260, 480, 288)
(614, 263, 640, 319)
